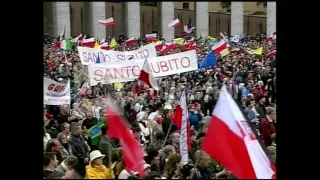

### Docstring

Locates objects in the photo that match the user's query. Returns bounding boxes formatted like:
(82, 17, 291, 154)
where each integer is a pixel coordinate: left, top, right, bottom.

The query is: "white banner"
(78, 43, 157, 65)
(44, 77, 71, 105)
(88, 50, 198, 86)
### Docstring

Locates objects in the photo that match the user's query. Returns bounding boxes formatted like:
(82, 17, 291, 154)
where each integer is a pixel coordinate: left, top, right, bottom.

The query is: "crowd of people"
(43, 32, 276, 179)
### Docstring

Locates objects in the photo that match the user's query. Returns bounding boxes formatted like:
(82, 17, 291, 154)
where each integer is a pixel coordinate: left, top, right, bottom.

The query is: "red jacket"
(260, 117, 276, 147)
(254, 87, 268, 97)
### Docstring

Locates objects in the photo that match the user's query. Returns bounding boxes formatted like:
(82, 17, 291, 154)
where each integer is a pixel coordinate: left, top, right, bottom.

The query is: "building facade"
(43, 2, 275, 40)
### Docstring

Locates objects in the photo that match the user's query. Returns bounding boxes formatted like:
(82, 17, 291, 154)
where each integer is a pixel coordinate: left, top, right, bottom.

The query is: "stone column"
(196, 2, 209, 37)
(90, 2, 106, 39)
(126, 2, 140, 38)
(267, 2, 276, 36)
(231, 2, 243, 36)
(161, 2, 174, 41)
(52, 2, 71, 38)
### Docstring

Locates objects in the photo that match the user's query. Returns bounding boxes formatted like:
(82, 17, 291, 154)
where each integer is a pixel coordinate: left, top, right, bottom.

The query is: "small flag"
(230, 35, 240, 43)
(110, 37, 118, 48)
(254, 47, 263, 55)
(168, 19, 180, 28)
(211, 40, 228, 54)
(94, 41, 100, 48)
(60, 39, 72, 50)
(220, 49, 230, 57)
(98, 17, 115, 26)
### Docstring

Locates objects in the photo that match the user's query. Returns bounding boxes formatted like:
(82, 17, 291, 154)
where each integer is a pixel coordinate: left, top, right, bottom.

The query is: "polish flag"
(165, 42, 177, 50)
(98, 17, 115, 26)
(160, 45, 168, 54)
(171, 89, 191, 165)
(71, 33, 83, 43)
(100, 42, 109, 50)
(211, 40, 228, 54)
(106, 100, 145, 176)
(81, 37, 95, 48)
(267, 32, 276, 45)
(266, 50, 276, 57)
(145, 33, 157, 42)
(138, 59, 160, 91)
(202, 85, 276, 179)
(125, 37, 136, 46)
(154, 41, 164, 51)
(168, 19, 180, 28)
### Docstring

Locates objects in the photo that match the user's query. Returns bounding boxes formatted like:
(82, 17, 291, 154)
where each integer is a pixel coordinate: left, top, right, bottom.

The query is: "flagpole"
(160, 88, 186, 150)
(161, 121, 173, 150)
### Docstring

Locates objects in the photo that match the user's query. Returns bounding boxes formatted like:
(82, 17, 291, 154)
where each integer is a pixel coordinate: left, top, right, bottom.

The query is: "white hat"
(89, 150, 105, 162)
(58, 78, 63, 81)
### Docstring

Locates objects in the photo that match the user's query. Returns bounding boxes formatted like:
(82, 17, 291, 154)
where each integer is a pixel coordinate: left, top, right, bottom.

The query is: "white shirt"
(134, 103, 142, 112)
(92, 106, 101, 120)
(118, 169, 137, 179)
(148, 111, 158, 121)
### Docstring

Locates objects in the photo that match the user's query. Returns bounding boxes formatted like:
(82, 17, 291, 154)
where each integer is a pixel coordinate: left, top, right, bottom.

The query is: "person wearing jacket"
(260, 107, 276, 147)
(188, 104, 203, 132)
(68, 123, 90, 177)
(86, 150, 115, 179)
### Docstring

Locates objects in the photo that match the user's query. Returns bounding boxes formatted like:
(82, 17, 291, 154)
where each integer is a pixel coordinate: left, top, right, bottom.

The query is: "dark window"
(182, 2, 189, 9)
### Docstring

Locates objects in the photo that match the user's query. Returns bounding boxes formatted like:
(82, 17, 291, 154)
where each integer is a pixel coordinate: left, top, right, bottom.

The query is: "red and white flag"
(138, 59, 160, 91)
(171, 89, 191, 165)
(202, 85, 276, 179)
(106, 101, 145, 176)
(71, 33, 83, 43)
(98, 17, 115, 26)
(168, 19, 180, 28)
(211, 40, 228, 54)
(100, 42, 109, 50)
(145, 33, 157, 42)
(125, 37, 136, 46)
(81, 37, 95, 48)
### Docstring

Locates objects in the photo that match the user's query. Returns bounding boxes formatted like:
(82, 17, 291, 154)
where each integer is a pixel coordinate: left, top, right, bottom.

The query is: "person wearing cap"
(85, 150, 115, 179)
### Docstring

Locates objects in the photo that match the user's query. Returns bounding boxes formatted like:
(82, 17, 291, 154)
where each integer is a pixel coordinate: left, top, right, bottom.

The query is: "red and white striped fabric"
(98, 17, 115, 26)
(71, 33, 83, 43)
(81, 37, 95, 48)
(100, 42, 109, 50)
(267, 32, 276, 42)
(125, 37, 136, 46)
(202, 85, 276, 179)
(266, 50, 276, 57)
(211, 40, 228, 54)
(168, 19, 180, 28)
(138, 59, 160, 91)
(154, 41, 164, 51)
(145, 33, 157, 42)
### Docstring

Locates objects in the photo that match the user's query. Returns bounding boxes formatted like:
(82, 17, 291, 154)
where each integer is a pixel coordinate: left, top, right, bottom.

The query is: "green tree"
(220, 2, 231, 12)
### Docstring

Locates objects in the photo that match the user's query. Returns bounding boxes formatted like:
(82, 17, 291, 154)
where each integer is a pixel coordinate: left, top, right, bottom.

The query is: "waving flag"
(168, 19, 180, 28)
(138, 59, 160, 91)
(172, 89, 191, 165)
(98, 17, 115, 26)
(202, 85, 276, 179)
(107, 100, 145, 176)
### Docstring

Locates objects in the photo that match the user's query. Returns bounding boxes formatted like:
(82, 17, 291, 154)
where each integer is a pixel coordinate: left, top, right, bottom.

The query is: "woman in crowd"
(57, 132, 73, 159)
(163, 154, 182, 179)
(85, 150, 115, 179)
